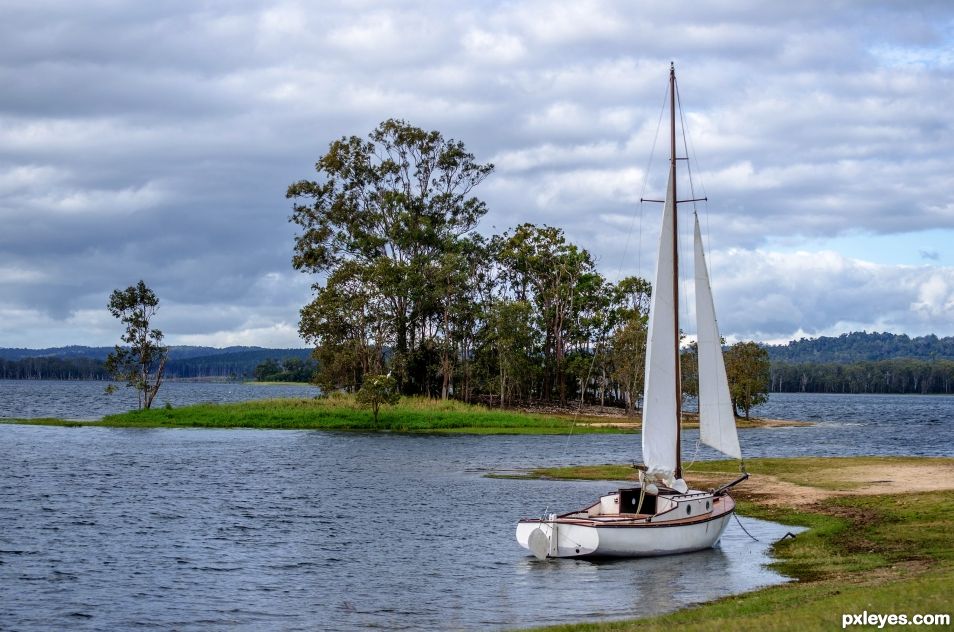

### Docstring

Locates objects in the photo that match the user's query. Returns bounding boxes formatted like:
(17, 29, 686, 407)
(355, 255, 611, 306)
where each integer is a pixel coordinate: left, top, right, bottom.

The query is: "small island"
(2, 395, 809, 433)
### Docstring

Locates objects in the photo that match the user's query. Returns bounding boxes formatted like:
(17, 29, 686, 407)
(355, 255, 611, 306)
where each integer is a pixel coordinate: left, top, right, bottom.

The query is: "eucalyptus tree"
(724, 341, 771, 419)
(430, 235, 490, 400)
(104, 280, 168, 410)
(607, 276, 652, 414)
(481, 299, 536, 407)
(299, 261, 390, 391)
(497, 224, 597, 404)
(287, 119, 493, 393)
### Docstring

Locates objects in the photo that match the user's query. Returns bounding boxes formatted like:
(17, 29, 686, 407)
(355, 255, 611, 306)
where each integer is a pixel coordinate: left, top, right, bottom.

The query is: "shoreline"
(510, 456, 954, 631)
(0, 395, 811, 433)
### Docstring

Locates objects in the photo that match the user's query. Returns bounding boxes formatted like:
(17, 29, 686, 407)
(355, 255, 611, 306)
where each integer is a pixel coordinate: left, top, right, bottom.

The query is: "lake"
(0, 380, 320, 420)
(1, 383, 952, 630)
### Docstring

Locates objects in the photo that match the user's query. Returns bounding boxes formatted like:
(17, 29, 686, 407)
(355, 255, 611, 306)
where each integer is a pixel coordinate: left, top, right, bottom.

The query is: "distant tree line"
(0, 357, 111, 380)
(766, 331, 954, 363)
(254, 357, 318, 382)
(0, 350, 314, 381)
(771, 359, 954, 394)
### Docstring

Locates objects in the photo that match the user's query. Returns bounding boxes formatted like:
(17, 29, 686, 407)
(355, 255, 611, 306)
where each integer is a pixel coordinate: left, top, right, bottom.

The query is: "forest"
(0, 348, 313, 381)
(770, 359, 954, 394)
(765, 332, 954, 394)
(765, 331, 954, 363)
(286, 119, 774, 412)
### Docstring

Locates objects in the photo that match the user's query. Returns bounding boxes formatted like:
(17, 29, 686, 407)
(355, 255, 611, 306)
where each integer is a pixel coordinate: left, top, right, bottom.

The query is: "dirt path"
(688, 461, 954, 507)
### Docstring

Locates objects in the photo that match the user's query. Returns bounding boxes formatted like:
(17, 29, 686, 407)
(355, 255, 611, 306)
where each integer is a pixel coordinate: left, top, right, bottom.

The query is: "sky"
(2, 0, 954, 348)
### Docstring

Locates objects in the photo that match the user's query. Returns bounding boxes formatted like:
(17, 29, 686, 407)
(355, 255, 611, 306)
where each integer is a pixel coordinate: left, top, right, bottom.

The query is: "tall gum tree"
(497, 224, 597, 404)
(104, 280, 168, 410)
(287, 119, 493, 393)
(724, 341, 771, 419)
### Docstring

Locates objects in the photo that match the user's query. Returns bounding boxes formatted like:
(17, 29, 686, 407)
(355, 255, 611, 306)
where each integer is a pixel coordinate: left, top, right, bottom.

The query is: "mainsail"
(641, 166, 678, 477)
(693, 215, 742, 459)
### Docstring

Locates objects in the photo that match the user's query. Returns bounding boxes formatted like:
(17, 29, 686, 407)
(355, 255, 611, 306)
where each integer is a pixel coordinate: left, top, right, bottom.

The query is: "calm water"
(2, 384, 952, 630)
(0, 380, 319, 420)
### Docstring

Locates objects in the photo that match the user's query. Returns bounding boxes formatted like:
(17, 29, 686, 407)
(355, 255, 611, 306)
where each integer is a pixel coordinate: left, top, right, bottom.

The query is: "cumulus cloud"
(695, 249, 954, 341)
(2, 0, 954, 347)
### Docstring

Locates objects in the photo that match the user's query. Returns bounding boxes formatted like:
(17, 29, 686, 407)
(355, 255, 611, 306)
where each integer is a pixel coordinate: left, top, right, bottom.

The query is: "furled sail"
(693, 215, 742, 459)
(641, 167, 679, 478)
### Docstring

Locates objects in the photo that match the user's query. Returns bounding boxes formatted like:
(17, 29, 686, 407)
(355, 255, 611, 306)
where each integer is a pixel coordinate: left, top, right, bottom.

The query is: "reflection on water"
(2, 427, 797, 631)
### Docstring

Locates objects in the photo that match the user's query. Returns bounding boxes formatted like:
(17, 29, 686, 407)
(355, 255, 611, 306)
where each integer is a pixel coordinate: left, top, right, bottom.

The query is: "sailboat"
(516, 64, 748, 559)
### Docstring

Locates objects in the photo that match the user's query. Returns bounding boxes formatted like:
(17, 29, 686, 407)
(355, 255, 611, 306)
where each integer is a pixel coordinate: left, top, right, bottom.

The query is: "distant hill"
(764, 332, 954, 363)
(0, 345, 313, 380)
(0, 345, 291, 362)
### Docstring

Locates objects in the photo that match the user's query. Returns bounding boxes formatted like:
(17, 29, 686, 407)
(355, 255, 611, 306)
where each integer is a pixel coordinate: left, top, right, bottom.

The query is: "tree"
(496, 224, 597, 404)
(724, 341, 770, 419)
(481, 299, 535, 407)
(287, 119, 493, 394)
(254, 358, 282, 381)
(104, 280, 168, 410)
(607, 277, 652, 414)
(299, 262, 389, 392)
(680, 340, 699, 403)
(609, 315, 648, 414)
(355, 374, 401, 426)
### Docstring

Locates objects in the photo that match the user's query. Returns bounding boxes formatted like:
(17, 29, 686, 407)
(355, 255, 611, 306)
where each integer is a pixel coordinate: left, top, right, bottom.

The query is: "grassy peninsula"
(514, 456, 954, 632)
(4, 396, 615, 434)
(4, 395, 804, 433)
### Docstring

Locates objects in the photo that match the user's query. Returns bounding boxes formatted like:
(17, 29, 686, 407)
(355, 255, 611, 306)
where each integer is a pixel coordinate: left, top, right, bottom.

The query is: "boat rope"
(734, 511, 798, 545)
(674, 79, 717, 288)
(554, 79, 671, 475)
(682, 438, 703, 471)
(733, 512, 760, 542)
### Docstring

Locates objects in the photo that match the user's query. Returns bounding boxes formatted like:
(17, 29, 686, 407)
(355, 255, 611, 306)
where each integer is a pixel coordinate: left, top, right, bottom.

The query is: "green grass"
(522, 456, 954, 489)
(517, 456, 954, 632)
(0, 417, 88, 427)
(3, 395, 625, 434)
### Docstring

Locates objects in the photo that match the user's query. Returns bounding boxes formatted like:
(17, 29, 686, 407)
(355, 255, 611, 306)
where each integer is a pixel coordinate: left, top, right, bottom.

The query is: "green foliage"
(680, 340, 698, 401)
(767, 330, 954, 363)
(771, 358, 954, 394)
(104, 280, 168, 410)
(355, 374, 401, 425)
(253, 356, 317, 382)
(288, 119, 493, 395)
(495, 223, 600, 404)
(287, 121, 659, 407)
(724, 341, 770, 418)
(608, 282, 651, 414)
(481, 299, 536, 407)
(16, 395, 623, 433)
(0, 346, 316, 381)
(0, 356, 110, 380)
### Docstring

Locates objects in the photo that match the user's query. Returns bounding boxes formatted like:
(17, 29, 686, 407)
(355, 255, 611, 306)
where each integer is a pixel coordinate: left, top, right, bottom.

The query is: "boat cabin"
(577, 486, 717, 523)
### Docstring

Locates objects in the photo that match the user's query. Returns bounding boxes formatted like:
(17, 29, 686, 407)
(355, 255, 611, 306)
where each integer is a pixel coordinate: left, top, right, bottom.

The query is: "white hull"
(516, 492, 735, 558)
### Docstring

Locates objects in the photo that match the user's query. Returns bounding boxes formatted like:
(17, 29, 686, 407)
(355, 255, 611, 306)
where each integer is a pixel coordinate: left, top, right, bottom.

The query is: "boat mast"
(670, 62, 682, 480)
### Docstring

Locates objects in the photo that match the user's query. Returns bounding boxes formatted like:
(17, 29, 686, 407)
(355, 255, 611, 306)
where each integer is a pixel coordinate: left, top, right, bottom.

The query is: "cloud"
(2, 0, 954, 347)
(699, 249, 954, 340)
